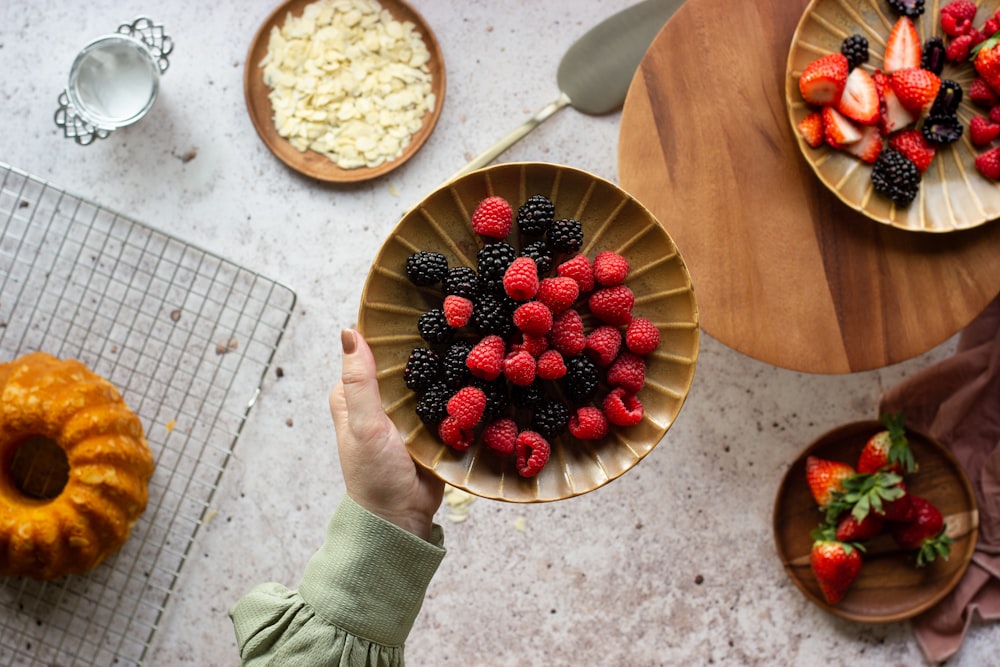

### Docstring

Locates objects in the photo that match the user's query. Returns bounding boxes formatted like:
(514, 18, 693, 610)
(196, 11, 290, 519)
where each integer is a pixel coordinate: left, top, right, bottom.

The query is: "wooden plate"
(244, 0, 445, 183)
(773, 420, 979, 623)
(357, 162, 700, 503)
(786, 0, 1000, 232)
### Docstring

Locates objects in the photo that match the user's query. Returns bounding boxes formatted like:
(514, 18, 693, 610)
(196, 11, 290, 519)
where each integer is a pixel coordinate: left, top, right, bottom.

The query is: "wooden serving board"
(618, 0, 1000, 374)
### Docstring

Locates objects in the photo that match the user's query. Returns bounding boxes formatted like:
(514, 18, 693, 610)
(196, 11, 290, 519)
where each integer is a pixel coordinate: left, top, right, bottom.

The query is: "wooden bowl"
(773, 420, 979, 623)
(357, 162, 700, 502)
(244, 0, 445, 183)
(786, 0, 1000, 232)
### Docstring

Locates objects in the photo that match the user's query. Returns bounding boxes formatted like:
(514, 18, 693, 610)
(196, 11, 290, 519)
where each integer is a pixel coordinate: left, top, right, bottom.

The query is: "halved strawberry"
(880, 85, 917, 134)
(888, 129, 936, 172)
(884, 17, 922, 72)
(891, 68, 941, 114)
(837, 67, 880, 125)
(799, 53, 849, 106)
(822, 106, 862, 147)
(843, 124, 883, 163)
(796, 112, 825, 148)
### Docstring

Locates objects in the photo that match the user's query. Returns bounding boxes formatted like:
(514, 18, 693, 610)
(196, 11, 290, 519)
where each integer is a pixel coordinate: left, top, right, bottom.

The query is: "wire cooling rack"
(0, 162, 296, 666)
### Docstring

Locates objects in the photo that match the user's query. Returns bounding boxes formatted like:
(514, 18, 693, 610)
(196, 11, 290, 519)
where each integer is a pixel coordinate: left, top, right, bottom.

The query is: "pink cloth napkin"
(878, 294, 1000, 664)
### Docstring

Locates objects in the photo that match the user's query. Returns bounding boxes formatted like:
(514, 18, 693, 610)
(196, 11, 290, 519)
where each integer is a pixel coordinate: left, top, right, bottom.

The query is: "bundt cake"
(0, 351, 154, 580)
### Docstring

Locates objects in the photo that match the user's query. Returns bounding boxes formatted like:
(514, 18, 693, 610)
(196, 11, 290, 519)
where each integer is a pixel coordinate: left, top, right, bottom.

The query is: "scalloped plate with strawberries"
(786, 0, 1000, 232)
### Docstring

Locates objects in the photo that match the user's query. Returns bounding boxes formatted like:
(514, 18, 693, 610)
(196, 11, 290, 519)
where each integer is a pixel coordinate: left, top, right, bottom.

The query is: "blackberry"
(403, 347, 441, 392)
(887, 0, 924, 17)
(443, 266, 478, 299)
(930, 80, 962, 117)
(871, 149, 920, 207)
(442, 341, 473, 388)
(565, 355, 599, 405)
(921, 114, 964, 146)
(840, 34, 869, 70)
(921, 37, 946, 76)
(471, 292, 514, 336)
(532, 399, 570, 437)
(417, 308, 454, 344)
(521, 240, 554, 275)
(476, 242, 517, 280)
(405, 251, 448, 286)
(511, 380, 545, 409)
(474, 377, 510, 420)
(516, 194, 556, 236)
(546, 218, 584, 253)
(415, 382, 452, 426)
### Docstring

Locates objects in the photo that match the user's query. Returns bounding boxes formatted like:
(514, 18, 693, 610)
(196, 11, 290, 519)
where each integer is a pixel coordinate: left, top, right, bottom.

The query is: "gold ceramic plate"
(244, 0, 445, 183)
(358, 162, 700, 502)
(773, 420, 979, 623)
(786, 0, 1000, 232)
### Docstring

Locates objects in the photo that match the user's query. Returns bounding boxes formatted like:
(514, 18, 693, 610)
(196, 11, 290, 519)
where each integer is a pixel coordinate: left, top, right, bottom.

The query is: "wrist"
(348, 493, 434, 541)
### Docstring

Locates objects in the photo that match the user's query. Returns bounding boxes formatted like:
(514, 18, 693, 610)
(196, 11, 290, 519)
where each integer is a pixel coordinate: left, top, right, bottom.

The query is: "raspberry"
(513, 300, 554, 336)
(940, 1, 976, 37)
(447, 386, 487, 429)
(970, 116, 1000, 146)
(568, 406, 608, 440)
(991, 106, 1000, 124)
(443, 295, 473, 328)
(466, 334, 505, 381)
(584, 325, 622, 367)
(502, 256, 539, 301)
(471, 196, 513, 239)
(532, 400, 570, 437)
(516, 194, 555, 236)
(438, 416, 473, 451)
(603, 387, 644, 427)
(625, 317, 661, 355)
(442, 341, 473, 388)
(517, 333, 550, 357)
(415, 382, 452, 425)
(589, 285, 634, 326)
(975, 146, 1000, 179)
(970, 78, 999, 109)
(483, 418, 518, 456)
(403, 347, 442, 392)
(945, 33, 972, 61)
(565, 355, 599, 405)
(443, 266, 478, 299)
(515, 430, 550, 477)
(546, 218, 584, 253)
(535, 349, 566, 380)
(606, 352, 646, 394)
(556, 254, 594, 293)
(418, 308, 454, 343)
(549, 308, 586, 356)
(503, 350, 537, 387)
(592, 250, 630, 286)
(405, 251, 448, 286)
(536, 277, 579, 314)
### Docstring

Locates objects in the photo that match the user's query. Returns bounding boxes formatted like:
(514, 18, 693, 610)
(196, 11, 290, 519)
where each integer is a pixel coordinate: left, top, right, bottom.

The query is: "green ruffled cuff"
(230, 496, 445, 665)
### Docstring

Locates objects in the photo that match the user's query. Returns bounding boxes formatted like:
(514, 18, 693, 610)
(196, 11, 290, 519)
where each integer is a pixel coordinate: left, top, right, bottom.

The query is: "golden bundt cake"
(0, 351, 154, 580)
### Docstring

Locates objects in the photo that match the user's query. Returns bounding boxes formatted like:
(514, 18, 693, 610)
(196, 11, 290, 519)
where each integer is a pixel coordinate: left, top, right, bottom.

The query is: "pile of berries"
(403, 194, 661, 478)
(795, 1, 1000, 206)
(804, 414, 953, 605)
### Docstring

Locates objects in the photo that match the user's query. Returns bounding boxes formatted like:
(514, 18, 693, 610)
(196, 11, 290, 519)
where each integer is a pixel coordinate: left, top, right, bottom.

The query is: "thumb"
(335, 329, 388, 428)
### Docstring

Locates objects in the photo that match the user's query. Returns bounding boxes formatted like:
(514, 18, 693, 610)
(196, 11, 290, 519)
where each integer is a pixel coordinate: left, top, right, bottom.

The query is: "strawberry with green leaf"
(806, 456, 856, 509)
(827, 470, 913, 524)
(857, 413, 916, 475)
(890, 495, 954, 567)
(973, 30, 1000, 93)
(810, 524, 865, 605)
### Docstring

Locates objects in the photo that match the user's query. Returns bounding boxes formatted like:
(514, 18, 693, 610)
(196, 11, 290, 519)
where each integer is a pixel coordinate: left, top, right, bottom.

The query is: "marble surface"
(0, 0, 996, 665)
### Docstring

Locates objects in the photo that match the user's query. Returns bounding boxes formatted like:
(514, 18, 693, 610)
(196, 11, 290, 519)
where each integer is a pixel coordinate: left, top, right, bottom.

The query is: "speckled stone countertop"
(1, 1, 996, 665)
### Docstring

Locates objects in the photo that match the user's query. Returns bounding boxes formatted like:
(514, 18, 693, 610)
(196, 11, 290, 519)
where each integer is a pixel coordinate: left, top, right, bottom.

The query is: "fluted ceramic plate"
(245, 0, 445, 183)
(786, 0, 1000, 232)
(358, 162, 700, 502)
(773, 420, 979, 623)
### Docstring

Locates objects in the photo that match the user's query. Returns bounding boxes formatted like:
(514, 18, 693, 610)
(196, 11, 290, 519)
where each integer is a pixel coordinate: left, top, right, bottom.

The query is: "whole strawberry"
(810, 525, 864, 605)
(856, 413, 915, 475)
(890, 495, 954, 567)
(973, 32, 1000, 93)
(806, 456, 856, 509)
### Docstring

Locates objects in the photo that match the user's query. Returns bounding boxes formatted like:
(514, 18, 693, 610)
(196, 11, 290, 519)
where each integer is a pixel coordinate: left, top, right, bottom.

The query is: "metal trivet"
(0, 162, 296, 665)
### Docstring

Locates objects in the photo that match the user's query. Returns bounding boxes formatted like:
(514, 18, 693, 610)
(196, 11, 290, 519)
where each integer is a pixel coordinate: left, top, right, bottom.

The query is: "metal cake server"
(448, 0, 685, 180)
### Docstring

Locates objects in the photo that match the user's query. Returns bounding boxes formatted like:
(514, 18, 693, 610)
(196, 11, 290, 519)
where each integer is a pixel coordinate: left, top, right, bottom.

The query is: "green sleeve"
(229, 496, 446, 666)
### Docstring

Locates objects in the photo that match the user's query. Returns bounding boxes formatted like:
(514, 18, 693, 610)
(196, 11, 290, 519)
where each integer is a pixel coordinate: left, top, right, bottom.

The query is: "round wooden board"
(617, 0, 1000, 374)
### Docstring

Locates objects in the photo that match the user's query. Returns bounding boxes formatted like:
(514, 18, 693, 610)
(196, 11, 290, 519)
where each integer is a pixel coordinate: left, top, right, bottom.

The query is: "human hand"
(329, 329, 444, 541)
